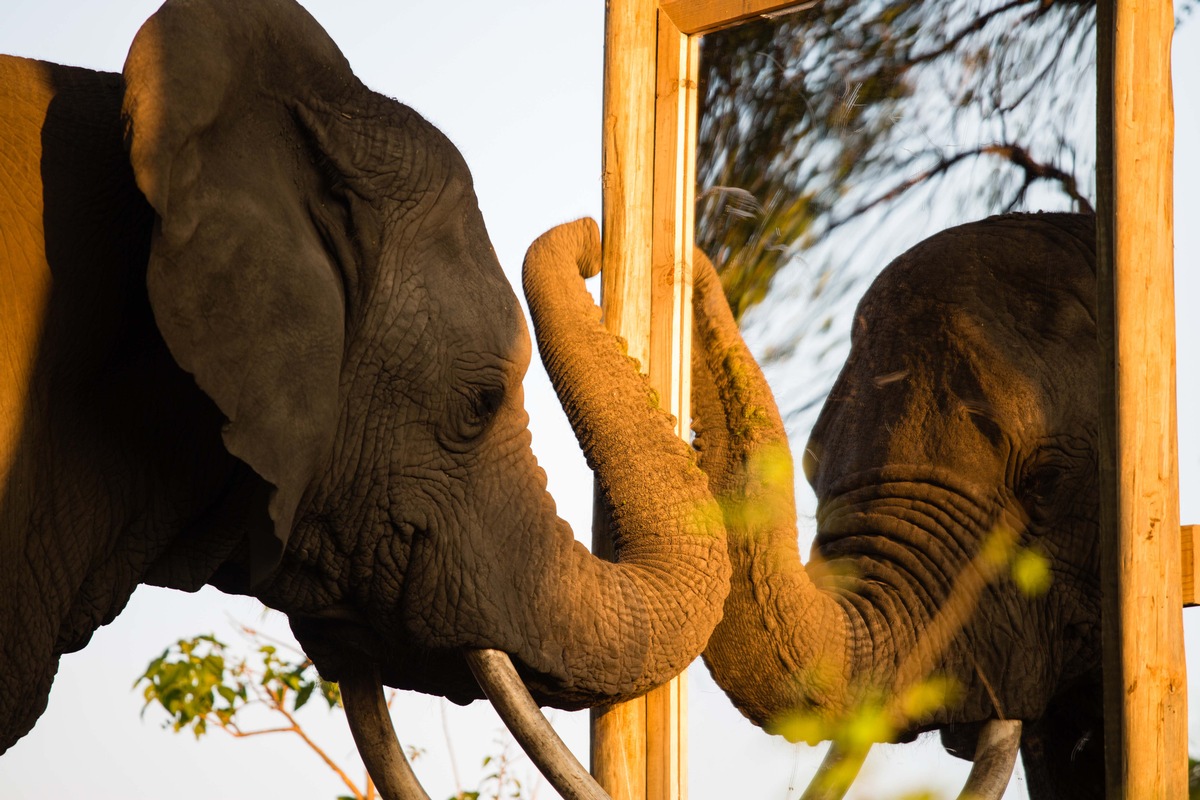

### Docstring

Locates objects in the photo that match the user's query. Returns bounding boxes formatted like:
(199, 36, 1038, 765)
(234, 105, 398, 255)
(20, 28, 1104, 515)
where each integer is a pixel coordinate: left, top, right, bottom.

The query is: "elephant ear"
(123, 0, 358, 578)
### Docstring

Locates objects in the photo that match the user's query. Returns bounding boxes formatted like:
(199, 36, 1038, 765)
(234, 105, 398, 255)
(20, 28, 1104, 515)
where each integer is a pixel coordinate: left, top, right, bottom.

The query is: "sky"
(0, 2, 1196, 799)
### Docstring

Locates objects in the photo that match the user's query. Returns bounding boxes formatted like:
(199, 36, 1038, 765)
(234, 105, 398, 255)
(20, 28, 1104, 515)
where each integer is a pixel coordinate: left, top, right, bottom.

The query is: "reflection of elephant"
(690, 213, 1100, 799)
(0, 0, 730, 786)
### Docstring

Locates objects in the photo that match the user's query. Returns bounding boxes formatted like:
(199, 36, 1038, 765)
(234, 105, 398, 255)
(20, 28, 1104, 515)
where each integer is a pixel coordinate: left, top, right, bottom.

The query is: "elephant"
(685, 212, 1101, 799)
(0, 0, 730, 792)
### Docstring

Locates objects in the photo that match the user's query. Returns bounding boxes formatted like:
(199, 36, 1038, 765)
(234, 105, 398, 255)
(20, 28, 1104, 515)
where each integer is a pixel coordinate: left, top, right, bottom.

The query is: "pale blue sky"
(0, 3, 1196, 799)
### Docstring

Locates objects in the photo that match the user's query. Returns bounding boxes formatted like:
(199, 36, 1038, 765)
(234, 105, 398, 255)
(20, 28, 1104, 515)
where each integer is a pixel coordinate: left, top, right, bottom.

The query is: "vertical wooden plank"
(593, 1, 658, 798)
(1096, 0, 1185, 796)
(649, 15, 699, 433)
(645, 13, 699, 800)
(596, 4, 701, 798)
(1182, 526, 1197, 607)
(599, 0, 658, 369)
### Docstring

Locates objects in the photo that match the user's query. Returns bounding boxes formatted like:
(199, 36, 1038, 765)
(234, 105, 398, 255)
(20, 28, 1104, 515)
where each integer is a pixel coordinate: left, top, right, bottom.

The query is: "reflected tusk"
(799, 741, 869, 800)
(465, 648, 610, 800)
(339, 664, 432, 800)
(957, 719, 1022, 800)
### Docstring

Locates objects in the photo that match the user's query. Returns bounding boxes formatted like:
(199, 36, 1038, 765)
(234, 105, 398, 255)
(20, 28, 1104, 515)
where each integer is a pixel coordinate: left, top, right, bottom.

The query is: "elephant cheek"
(397, 504, 530, 651)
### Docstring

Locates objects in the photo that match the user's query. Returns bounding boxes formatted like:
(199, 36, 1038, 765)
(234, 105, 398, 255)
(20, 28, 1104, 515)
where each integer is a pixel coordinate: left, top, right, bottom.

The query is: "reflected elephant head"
(692, 212, 1101, 799)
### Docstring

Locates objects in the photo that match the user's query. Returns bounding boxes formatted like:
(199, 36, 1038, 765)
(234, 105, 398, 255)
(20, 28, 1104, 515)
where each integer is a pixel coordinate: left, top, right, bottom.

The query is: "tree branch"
(903, 0, 1043, 68)
(829, 140, 1092, 231)
(266, 692, 367, 800)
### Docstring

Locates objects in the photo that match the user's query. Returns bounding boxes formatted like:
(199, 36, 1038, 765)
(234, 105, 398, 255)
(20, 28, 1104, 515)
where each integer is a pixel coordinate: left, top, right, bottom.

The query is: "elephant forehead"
(368, 168, 528, 374)
(847, 301, 1055, 430)
(423, 256, 526, 367)
(859, 214, 1096, 346)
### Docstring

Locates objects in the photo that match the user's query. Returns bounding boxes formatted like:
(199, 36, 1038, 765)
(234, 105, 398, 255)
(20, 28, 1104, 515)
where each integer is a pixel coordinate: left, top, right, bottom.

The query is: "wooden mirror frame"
(1095, 2, 1184, 797)
(594, 1, 1184, 797)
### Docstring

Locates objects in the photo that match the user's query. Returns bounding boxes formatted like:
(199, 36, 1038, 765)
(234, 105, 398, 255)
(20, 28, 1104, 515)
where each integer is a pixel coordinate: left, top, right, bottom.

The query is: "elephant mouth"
(288, 608, 379, 673)
(286, 612, 435, 797)
(289, 612, 605, 800)
(811, 466, 1058, 727)
(289, 608, 481, 702)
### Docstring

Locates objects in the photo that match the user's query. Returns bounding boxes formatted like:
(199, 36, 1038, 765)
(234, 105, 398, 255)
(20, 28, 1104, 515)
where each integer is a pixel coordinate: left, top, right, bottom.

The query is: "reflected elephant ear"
(123, 0, 359, 578)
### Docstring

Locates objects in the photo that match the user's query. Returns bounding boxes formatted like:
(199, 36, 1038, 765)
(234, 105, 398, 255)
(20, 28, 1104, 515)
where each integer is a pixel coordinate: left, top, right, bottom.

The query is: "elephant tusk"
(465, 648, 610, 800)
(798, 741, 869, 800)
(339, 664, 432, 800)
(957, 719, 1022, 800)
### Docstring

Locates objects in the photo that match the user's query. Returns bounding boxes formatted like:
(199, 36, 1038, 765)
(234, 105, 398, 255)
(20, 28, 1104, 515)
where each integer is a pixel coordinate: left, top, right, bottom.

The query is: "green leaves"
(136, 628, 376, 799)
(254, 642, 341, 713)
(980, 525, 1055, 597)
(136, 634, 241, 739)
(472, 737, 526, 800)
(136, 624, 530, 800)
(294, 680, 316, 711)
(134, 630, 340, 741)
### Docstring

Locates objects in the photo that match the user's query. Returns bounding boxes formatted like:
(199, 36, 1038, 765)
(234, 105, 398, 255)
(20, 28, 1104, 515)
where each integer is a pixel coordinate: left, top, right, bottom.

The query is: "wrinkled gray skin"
(0, 0, 728, 755)
(691, 213, 1101, 799)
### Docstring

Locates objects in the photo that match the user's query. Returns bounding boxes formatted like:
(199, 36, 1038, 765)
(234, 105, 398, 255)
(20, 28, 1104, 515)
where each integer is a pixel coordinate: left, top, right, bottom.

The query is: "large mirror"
(687, 2, 1101, 797)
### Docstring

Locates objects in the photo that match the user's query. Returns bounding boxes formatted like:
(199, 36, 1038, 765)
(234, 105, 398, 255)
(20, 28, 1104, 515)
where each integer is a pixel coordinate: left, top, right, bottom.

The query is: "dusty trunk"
(689, 250, 857, 732)
(509, 218, 730, 706)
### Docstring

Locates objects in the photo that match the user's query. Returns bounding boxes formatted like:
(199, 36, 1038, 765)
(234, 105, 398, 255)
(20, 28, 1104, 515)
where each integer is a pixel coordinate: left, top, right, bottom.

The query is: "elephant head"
(690, 212, 1100, 798)
(0, 0, 729, 789)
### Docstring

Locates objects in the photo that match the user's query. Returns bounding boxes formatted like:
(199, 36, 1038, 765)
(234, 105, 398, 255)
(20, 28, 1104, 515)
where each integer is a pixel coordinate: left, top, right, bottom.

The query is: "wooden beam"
(592, 0, 658, 797)
(1096, 0, 1186, 796)
(598, 0, 658, 370)
(649, 11, 698, 448)
(595, 5, 701, 799)
(646, 11, 699, 800)
(1182, 525, 1199, 607)
(659, 0, 805, 35)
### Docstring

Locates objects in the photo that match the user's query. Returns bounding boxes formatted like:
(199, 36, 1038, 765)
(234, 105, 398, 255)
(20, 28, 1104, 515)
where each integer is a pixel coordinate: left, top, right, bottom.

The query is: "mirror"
(689, 3, 1096, 797)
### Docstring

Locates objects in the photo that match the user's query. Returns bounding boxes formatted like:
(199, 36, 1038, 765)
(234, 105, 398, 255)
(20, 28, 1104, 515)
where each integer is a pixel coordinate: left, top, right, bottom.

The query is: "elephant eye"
(467, 385, 505, 432)
(444, 381, 505, 448)
(1018, 462, 1062, 519)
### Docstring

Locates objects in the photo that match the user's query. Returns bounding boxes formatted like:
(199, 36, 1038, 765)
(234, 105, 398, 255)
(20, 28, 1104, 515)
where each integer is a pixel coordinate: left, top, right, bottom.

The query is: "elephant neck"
(0, 57, 259, 752)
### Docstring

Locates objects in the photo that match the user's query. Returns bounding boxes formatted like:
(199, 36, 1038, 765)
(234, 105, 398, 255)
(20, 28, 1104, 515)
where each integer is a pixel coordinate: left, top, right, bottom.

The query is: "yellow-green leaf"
(1012, 547, 1052, 596)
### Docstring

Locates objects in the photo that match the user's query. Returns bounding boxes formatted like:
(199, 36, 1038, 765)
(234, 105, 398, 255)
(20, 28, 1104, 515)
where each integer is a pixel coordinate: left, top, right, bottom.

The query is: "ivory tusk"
(957, 719, 1022, 800)
(339, 665, 432, 800)
(465, 648, 610, 800)
(799, 741, 869, 800)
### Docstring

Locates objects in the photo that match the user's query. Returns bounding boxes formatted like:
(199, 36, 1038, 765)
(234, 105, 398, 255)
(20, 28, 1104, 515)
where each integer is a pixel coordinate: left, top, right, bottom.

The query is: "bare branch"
(903, 0, 1041, 67)
(829, 141, 1092, 231)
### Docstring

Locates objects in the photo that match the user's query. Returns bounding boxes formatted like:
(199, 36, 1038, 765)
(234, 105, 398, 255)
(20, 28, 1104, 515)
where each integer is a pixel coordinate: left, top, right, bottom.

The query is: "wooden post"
(645, 13, 699, 800)
(1096, 0, 1186, 796)
(594, 3, 700, 799)
(1182, 526, 1199, 607)
(593, 1, 663, 799)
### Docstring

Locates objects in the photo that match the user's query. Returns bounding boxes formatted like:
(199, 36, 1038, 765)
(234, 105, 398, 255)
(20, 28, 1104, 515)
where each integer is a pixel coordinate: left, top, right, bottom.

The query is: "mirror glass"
(689, 3, 1095, 796)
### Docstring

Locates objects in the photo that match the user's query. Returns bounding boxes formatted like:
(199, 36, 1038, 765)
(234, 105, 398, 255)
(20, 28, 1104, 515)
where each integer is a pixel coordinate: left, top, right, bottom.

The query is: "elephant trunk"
(509, 218, 730, 706)
(689, 250, 855, 732)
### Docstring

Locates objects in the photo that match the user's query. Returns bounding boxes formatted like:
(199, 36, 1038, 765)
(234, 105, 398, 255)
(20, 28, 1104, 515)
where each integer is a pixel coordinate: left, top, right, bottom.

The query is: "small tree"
(136, 625, 530, 800)
(137, 629, 383, 800)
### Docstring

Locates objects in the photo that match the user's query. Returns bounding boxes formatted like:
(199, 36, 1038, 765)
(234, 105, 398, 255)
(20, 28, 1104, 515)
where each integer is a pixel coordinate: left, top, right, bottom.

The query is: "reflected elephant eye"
(1019, 463, 1062, 517)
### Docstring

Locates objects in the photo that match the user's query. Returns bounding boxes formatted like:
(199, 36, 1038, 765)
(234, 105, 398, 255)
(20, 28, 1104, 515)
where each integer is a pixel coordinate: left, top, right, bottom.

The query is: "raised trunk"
(512, 218, 730, 706)
(688, 249, 855, 733)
